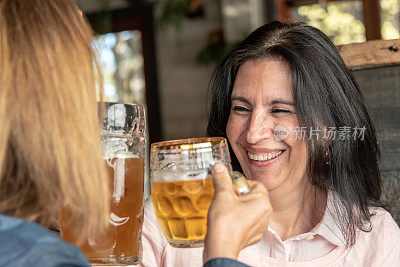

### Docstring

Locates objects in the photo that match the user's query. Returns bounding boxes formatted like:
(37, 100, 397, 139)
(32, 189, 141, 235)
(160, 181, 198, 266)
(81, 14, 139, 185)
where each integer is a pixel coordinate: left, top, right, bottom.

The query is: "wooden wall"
(339, 39, 400, 224)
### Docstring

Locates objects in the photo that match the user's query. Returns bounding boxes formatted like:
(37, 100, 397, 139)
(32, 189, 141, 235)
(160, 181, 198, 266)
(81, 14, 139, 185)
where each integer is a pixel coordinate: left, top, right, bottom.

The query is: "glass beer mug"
(60, 102, 145, 265)
(150, 137, 249, 248)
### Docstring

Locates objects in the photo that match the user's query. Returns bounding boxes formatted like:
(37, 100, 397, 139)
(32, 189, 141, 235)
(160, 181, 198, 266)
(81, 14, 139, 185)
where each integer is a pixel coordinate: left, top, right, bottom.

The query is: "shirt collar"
(310, 191, 347, 247)
(265, 191, 347, 247)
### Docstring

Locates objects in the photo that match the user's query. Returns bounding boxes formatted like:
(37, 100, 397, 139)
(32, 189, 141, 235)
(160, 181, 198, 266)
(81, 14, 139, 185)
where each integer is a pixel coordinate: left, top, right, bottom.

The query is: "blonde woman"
(0, 0, 109, 266)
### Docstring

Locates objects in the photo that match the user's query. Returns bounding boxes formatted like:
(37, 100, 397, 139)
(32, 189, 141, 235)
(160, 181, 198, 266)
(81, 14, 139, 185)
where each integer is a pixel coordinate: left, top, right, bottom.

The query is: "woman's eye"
(271, 108, 292, 114)
(232, 106, 250, 113)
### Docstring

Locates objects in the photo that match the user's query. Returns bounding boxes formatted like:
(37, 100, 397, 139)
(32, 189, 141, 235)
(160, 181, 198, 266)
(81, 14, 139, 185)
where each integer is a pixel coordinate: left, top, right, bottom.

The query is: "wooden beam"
(337, 39, 400, 70)
(362, 0, 381, 40)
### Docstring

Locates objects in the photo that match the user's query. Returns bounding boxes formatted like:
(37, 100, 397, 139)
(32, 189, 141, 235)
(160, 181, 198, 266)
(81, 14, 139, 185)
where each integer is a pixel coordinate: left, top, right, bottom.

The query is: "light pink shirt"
(140, 195, 400, 267)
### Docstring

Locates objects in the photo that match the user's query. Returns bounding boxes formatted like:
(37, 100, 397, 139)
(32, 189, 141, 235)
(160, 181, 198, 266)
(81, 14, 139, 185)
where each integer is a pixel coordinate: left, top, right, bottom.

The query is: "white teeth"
(248, 150, 283, 162)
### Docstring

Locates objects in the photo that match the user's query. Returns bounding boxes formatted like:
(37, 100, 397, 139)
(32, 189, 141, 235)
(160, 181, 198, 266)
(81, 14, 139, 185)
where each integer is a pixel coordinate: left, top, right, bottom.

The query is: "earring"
(323, 147, 329, 165)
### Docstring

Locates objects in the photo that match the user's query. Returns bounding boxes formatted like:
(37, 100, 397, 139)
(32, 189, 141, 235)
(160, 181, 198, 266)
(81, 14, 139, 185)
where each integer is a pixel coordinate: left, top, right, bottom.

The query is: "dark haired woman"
(141, 22, 400, 266)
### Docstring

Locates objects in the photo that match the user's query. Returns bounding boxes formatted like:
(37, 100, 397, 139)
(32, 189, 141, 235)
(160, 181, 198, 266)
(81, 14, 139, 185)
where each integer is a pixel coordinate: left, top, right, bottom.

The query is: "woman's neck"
(268, 182, 327, 241)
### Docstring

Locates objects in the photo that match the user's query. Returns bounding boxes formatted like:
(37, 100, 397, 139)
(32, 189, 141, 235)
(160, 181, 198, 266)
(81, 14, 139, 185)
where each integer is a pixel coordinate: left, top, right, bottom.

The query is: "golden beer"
(151, 179, 214, 247)
(151, 137, 231, 248)
(60, 157, 144, 264)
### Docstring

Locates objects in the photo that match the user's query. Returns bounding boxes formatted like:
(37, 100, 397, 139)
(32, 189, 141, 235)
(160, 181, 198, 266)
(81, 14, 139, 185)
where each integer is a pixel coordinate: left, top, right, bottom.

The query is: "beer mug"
(150, 137, 249, 248)
(60, 103, 145, 265)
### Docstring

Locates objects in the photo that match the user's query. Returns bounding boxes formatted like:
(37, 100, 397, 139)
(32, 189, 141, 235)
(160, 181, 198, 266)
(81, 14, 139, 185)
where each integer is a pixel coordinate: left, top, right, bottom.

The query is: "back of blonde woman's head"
(0, 0, 109, 240)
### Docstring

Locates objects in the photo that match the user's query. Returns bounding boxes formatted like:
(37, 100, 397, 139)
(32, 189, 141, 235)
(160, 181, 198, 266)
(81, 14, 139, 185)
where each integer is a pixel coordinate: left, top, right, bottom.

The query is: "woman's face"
(226, 59, 308, 192)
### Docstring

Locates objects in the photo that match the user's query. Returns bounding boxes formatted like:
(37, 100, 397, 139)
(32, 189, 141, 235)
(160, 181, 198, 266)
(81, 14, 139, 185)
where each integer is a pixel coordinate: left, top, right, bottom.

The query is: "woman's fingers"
(239, 181, 269, 204)
(249, 181, 269, 195)
(205, 167, 272, 262)
(247, 180, 268, 193)
(211, 163, 234, 194)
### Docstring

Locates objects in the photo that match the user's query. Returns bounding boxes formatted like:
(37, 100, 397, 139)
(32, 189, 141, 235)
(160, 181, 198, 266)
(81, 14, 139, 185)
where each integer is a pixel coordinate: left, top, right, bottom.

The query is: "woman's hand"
(203, 163, 272, 262)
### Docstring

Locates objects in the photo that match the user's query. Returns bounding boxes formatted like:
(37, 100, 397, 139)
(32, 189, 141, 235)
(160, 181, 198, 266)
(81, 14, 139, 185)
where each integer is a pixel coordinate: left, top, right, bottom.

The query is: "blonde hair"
(0, 0, 109, 241)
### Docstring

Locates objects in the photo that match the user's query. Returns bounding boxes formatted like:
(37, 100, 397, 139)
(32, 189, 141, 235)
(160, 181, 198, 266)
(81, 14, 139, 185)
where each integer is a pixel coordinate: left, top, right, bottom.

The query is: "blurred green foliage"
(297, 3, 366, 45)
(297, 0, 400, 45)
(381, 0, 400, 39)
(156, 0, 189, 31)
(196, 39, 235, 66)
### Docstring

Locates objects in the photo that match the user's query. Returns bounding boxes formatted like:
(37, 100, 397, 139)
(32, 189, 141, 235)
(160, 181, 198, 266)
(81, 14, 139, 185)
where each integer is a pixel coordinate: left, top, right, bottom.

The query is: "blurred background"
(74, 0, 399, 142)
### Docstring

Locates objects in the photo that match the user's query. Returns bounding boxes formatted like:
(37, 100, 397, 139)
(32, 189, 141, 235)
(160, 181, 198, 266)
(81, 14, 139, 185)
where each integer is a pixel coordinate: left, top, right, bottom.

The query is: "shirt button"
(306, 235, 315, 240)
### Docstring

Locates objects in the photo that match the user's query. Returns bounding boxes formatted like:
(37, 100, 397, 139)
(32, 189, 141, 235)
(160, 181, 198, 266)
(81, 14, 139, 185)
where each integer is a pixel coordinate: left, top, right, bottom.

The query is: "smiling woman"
(139, 21, 399, 267)
(204, 21, 400, 266)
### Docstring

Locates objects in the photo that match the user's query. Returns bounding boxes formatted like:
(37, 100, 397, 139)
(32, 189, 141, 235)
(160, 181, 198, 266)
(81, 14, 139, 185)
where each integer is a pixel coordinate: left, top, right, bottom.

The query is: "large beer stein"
(60, 102, 145, 265)
(150, 137, 249, 248)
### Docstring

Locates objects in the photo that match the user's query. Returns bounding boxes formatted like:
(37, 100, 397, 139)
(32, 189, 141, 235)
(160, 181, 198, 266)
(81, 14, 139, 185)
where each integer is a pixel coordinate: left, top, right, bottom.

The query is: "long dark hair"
(207, 21, 383, 247)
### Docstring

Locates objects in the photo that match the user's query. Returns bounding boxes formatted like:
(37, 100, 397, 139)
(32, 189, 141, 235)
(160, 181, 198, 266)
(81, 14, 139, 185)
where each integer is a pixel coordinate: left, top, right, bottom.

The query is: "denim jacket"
(203, 258, 249, 267)
(0, 214, 89, 267)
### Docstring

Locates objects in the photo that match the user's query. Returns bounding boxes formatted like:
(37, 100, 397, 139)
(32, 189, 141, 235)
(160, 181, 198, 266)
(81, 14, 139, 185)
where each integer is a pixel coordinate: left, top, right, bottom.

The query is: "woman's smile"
(246, 147, 285, 166)
(247, 149, 284, 161)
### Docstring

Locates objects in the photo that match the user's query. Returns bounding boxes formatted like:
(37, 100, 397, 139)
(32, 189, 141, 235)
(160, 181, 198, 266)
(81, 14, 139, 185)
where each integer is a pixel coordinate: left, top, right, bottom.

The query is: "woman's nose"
(246, 113, 274, 144)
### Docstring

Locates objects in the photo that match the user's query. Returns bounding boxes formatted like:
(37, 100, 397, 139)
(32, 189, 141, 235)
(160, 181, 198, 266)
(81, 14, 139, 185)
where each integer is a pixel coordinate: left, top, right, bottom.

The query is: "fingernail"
(214, 163, 225, 173)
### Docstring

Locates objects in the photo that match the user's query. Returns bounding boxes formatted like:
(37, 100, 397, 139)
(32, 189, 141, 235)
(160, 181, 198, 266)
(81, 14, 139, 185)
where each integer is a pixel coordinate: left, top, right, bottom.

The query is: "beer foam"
(151, 169, 212, 183)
